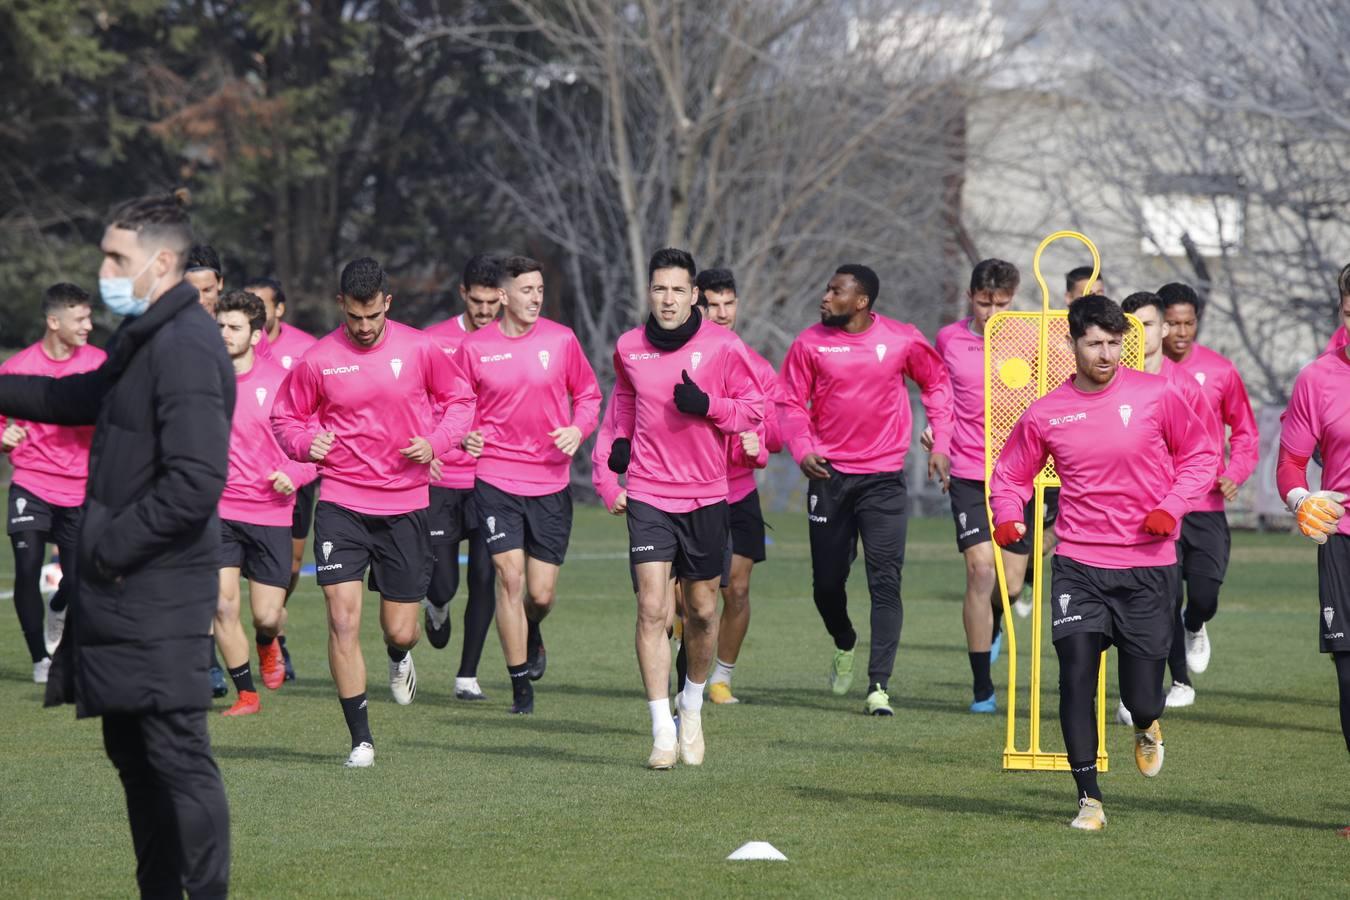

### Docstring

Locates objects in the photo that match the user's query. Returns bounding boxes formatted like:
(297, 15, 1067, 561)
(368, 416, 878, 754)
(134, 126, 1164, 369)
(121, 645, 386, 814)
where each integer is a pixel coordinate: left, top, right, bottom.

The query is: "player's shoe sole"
(222, 691, 261, 716)
(678, 705, 705, 765)
(345, 742, 375, 768)
(830, 648, 855, 695)
(865, 684, 894, 716)
(389, 652, 417, 705)
(424, 599, 451, 650)
(1184, 622, 1211, 673)
(1134, 720, 1164, 777)
(258, 642, 286, 691)
(1070, 797, 1106, 831)
(709, 682, 738, 705)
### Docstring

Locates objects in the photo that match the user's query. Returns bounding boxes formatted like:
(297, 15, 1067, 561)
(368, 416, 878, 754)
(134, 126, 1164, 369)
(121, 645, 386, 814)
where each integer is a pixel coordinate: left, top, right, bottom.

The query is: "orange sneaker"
(222, 690, 260, 716)
(258, 641, 285, 691)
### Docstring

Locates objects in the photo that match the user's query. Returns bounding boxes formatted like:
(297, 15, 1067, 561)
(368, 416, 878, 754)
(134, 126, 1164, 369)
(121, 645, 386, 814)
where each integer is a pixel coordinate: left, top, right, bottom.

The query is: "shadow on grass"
(401, 739, 612, 767)
(1194, 687, 1335, 710)
(213, 745, 336, 765)
(1165, 708, 1340, 736)
(792, 785, 1053, 824)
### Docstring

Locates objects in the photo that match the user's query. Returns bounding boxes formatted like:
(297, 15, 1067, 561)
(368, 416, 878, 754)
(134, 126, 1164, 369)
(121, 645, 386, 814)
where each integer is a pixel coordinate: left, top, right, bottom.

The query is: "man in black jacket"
(0, 192, 233, 898)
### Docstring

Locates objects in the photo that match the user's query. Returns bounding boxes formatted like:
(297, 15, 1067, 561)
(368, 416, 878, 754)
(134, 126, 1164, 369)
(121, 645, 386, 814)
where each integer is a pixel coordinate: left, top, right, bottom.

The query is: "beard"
(820, 312, 851, 329)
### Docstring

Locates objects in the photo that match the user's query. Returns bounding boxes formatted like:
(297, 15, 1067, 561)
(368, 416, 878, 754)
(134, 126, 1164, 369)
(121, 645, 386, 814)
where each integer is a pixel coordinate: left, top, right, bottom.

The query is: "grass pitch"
(0, 502, 1343, 897)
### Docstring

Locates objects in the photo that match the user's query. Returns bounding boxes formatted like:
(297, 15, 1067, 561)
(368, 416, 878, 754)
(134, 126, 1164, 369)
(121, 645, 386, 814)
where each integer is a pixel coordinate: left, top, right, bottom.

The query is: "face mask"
(99, 250, 164, 318)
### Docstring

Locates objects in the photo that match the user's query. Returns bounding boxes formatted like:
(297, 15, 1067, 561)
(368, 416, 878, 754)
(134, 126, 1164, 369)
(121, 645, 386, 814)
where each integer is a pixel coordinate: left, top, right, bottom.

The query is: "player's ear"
(1064, 333, 1075, 354)
(249, 329, 262, 348)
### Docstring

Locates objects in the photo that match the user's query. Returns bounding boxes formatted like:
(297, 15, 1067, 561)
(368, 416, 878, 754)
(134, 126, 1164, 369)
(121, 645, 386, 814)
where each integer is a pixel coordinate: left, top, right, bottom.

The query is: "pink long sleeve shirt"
(446, 318, 601, 496)
(780, 313, 954, 474)
(256, 321, 318, 371)
(990, 367, 1218, 569)
(935, 317, 990, 480)
(609, 319, 765, 513)
(424, 315, 479, 490)
(726, 346, 785, 504)
(0, 341, 106, 507)
(1280, 349, 1350, 536)
(270, 321, 463, 516)
(220, 356, 318, 527)
(1171, 343, 1259, 512)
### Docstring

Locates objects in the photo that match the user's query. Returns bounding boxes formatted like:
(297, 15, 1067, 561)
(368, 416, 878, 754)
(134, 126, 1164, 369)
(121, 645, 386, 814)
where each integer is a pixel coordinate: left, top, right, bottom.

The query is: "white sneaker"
(1116, 701, 1133, 726)
(454, 676, 486, 700)
(1165, 681, 1196, 708)
(1013, 587, 1034, 619)
(33, 657, 51, 685)
(677, 704, 705, 766)
(344, 742, 375, 768)
(1185, 623, 1211, 673)
(44, 604, 67, 657)
(389, 652, 416, 705)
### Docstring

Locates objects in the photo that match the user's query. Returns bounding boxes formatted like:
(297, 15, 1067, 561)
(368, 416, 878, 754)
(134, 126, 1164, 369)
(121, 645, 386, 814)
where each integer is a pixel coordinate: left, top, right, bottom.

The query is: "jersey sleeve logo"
(256, 387, 268, 406)
(690, 351, 703, 370)
(875, 343, 887, 361)
(390, 358, 403, 379)
(1118, 404, 1132, 427)
(538, 350, 550, 370)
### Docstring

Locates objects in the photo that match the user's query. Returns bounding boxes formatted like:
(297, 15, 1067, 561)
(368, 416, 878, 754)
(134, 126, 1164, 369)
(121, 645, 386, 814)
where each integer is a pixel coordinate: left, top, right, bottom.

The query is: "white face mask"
(99, 249, 164, 318)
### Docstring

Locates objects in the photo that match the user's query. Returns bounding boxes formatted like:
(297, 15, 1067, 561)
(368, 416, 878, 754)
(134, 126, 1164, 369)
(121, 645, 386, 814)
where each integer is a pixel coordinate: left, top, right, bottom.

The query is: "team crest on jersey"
(875, 344, 887, 361)
(1058, 593, 1071, 616)
(255, 387, 268, 406)
(1326, 607, 1336, 628)
(15, 498, 26, 516)
(690, 351, 703, 371)
(1195, 372, 1206, 385)
(959, 512, 967, 529)
(1118, 404, 1132, 427)
(538, 350, 550, 370)
(390, 358, 403, 379)
(321, 541, 334, 562)
(282, 355, 293, 369)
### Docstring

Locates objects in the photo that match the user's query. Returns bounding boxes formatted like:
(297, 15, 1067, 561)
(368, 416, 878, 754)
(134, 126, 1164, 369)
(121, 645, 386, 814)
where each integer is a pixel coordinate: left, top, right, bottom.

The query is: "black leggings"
(428, 530, 495, 678)
(1057, 632, 1166, 767)
(11, 533, 49, 663)
(1167, 575, 1221, 685)
(1334, 652, 1350, 755)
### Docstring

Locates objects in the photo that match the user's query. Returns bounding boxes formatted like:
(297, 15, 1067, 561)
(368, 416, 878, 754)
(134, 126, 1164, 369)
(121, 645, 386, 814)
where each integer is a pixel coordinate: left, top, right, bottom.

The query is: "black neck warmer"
(644, 306, 702, 351)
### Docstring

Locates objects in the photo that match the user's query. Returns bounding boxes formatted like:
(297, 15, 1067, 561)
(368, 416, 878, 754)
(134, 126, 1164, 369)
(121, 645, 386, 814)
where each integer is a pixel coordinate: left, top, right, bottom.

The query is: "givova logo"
(323, 365, 359, 375)
(816, 346, 850, 353)
(1049, 412, 1086, 426)
(481, 353, 513, 363)
(629, 352, 661, 360)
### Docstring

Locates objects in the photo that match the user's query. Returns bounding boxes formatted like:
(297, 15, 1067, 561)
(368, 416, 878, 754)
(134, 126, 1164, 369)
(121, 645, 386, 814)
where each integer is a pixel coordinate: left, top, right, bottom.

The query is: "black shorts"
(1317, 535, 1350, 653)
(428, 486, 475, 546)
(1049, 555, 1178, 660)
(948, 477, 1032, 554)
(728, 490, 767, 563)
(474, 479, 573, 565)
(7, 485, 80, 545)
(1177, 510, 1231, 582)
(291, 479, 318, 540)
(220, 519, 292, 589)
(627, 499, 729, 583)
(628, 531, 732, 593)
(313, 501, 432, 602)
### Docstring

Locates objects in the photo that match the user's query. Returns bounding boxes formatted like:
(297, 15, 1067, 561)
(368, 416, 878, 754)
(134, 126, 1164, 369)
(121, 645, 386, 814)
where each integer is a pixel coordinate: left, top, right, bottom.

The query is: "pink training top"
(1280, 348, 1350, 536)
(0, 341, 106, 507)
(271, 320, 463, 516)
(990, 367, 1218, 569)
(935, 317, 989, 480)
(256, 321, 318, 371)
(780, 313, 954, 474)
(220, 355, 318, 527)
(1170, 343, 1258, 512)
(609, 318, 765, 513)
(726, 346, 785, 504)
(423, 315, 479, 490)
(1327, 325, 1348, 355)
(447, 317, 601, 496)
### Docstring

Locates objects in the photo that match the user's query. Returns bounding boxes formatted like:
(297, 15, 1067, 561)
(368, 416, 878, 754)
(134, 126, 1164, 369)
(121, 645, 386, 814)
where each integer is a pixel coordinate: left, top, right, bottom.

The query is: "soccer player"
(991, 295, 1217, 831)
(1063, 266, 1106, 306)
(1326, 263, 1349, 354)
(780, 264, 954, 716)
(186, 244, 224, 315)
(934, 259, 1031, 713)
(271, 256, 463, 767)
(448, 256, 601, 714)
(604, 247, 764, 768)
(245, 275, 320, 680)
(422, 255, 504, 701)
(1159, 282, 1258, 705)
(214, 290, 318, 716)
(1, 284, 105, 683)
(695, 267, 784, 704)
(1276, 333, 1350, 836)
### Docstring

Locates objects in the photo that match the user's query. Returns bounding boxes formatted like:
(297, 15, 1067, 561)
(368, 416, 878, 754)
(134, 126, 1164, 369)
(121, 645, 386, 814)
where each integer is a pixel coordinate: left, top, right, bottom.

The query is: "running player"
(991, 295, 1218, 831)
(1159, 282, 1258, 705)
(448, 256, 601, 714)
(1276, 332, 1350, 836)
(933, 259, 1031, 713)
(604, 247, 764, 767)
(271, 256, 463, 766)
(422, 255, 504, 701)
(695, 267, 784, 705)
(214, 290, 317, 715)
(1326, 263, 1349, 354)
(186, 244, 224, 315)
(1, 284, 105, 683)
(780, 264, 954, 716)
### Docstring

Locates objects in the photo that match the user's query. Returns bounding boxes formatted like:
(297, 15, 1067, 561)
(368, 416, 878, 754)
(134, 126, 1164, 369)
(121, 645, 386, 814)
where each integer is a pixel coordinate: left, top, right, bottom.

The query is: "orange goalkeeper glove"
(1286, 488, 1348, 544)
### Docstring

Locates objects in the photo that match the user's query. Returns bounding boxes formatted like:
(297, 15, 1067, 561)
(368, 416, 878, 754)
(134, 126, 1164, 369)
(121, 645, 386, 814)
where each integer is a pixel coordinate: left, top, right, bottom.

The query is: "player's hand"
(993, 521, 1026, 547)
(928, 452, 951, 494)
(462, 430, 485, 458)
(267, 471, 295, 495)
(673, 369, 710, 416)
(800, 453, 830, 480)
(1216, 475, 1239, 502)
(609, 490, 628, 515)
(550, 425, 583, 457)
(1288, 489, 1347, 544)
(1142, 508, 1177, 536)
(400, 436, 434, 465)
(920, 425, 934, 452)
(429, 458, 443, 481)
(739, 431, 760, 459)
(309, 431, 336, 462)
(1, 423, 27, 452)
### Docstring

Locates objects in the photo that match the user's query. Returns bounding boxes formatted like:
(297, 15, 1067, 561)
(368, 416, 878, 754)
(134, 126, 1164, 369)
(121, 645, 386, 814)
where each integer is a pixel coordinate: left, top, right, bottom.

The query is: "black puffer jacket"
(0, 282, 234, 717)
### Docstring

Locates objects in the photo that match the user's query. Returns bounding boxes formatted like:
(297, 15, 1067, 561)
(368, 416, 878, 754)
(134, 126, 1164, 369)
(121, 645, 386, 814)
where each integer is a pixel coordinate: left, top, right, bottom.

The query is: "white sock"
(649, 699, 676, 749)
(680, 678, 705, 714)
(710, 659, 735, 685)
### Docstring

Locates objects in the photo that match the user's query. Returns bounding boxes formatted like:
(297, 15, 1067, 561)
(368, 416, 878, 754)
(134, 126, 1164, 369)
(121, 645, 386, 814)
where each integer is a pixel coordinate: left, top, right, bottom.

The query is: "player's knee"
(386, 621, 418, 649)
(967, 559, 997, 595)
(254, 605, 284, 632)
(529, 589, 555, 615)
(328, 609, 361, 644)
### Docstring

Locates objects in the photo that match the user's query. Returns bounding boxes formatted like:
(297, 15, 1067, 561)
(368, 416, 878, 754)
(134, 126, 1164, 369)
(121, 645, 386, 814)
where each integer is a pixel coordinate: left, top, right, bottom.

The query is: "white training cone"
(727, 841, 787, 861)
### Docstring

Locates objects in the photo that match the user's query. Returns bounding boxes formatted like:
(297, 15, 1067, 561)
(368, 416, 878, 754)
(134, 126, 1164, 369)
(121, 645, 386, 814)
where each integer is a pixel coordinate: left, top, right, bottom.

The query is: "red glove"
(1142, 509, 1176, 536)
(993, 521, 1026, 547)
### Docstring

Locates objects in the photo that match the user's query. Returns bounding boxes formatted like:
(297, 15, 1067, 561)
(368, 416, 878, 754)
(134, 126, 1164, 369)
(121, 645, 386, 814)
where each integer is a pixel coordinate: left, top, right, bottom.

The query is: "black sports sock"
(386, 644, 409, 663)
(227, 663, 255, 695)
(969, 651, 993, 701)
(508, 663, 532, 703)
(340, 692, 373, 746)
(255, 631, 276, 646)
(1070, 761, 1102, 802)
(675, 639, 688, 694)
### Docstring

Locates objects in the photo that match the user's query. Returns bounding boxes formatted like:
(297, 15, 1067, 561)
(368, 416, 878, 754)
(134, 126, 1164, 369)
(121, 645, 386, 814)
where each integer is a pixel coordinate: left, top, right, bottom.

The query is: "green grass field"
(0, 503, 1343, 897)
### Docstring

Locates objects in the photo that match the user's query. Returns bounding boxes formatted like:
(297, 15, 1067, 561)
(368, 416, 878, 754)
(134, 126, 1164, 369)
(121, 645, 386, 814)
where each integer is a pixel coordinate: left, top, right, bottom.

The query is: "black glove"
(673, 369, 710, 417)
(608, 437, 631, 474)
